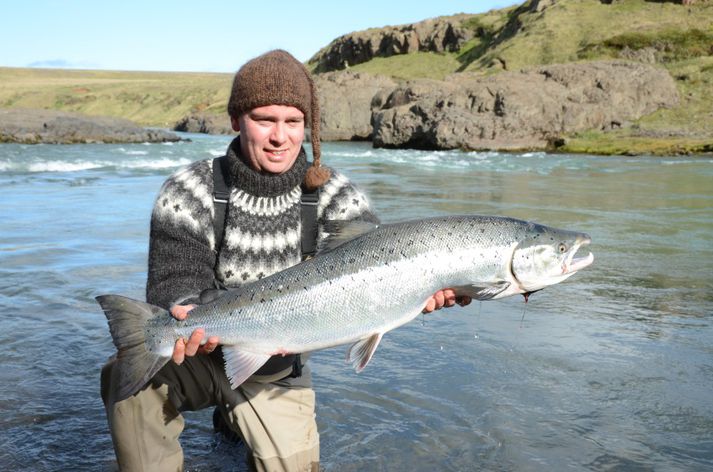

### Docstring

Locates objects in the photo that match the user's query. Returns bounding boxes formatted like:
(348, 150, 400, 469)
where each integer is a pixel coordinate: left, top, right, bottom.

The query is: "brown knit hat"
(227, 49, 330, 190)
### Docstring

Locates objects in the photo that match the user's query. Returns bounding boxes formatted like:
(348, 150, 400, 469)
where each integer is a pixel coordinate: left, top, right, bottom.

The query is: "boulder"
(315, 71, 398, 141)
(174, 112, 234, 135)
(0, 108, 182, 144)
(371, 61, 679, 151)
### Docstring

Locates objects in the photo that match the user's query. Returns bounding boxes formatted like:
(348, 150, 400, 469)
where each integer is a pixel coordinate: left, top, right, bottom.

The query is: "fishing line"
(520, 292, 532, 327)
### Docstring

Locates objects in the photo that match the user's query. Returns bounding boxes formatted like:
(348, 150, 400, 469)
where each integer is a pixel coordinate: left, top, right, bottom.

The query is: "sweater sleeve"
(146, 160, 218, 309)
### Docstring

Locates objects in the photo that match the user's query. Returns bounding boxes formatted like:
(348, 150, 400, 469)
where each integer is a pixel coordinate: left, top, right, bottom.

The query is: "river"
(1, 134, 711, 471)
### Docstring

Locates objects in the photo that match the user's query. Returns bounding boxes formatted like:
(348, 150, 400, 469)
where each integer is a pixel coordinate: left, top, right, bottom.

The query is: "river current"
(1, 134, 711, 471)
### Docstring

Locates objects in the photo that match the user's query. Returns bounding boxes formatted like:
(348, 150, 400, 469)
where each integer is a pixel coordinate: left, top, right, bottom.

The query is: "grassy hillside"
(343, 0, 713, 154)
(0, 67, 232, 127)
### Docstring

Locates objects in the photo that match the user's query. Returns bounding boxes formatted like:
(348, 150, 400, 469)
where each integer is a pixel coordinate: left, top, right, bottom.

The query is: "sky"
(2, 1, 518, 73)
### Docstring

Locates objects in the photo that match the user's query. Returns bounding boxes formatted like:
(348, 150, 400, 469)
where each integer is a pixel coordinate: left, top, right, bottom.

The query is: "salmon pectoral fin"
(346, 332, 384, 373)
(222, 347, 272, 389)
(452, 281, 511, 301)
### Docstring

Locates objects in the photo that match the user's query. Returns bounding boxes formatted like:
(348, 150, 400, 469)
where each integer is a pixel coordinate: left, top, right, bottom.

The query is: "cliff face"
(314, 71, 397, 141)
(315, 61, 679, 151)
(372, 61, 679, 150)
(308, 15, 477, 73)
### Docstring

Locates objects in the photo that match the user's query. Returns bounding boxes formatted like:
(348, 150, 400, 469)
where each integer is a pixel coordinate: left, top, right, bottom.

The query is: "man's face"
(232, 105, 305, 175)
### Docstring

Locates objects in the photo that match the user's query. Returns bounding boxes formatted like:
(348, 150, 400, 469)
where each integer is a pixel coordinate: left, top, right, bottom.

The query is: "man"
(101, 49, 467, 471)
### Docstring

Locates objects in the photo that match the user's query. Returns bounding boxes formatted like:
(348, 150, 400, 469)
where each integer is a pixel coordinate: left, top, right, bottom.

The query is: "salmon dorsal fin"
(317, 219, 378, 253)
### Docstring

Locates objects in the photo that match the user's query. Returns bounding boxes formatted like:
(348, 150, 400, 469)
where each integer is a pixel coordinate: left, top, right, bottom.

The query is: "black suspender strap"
(211, 156, 319, 380)
(300, 185, 320, 259)
(212, 157, 231, 251)
(212, 156, 321, 259)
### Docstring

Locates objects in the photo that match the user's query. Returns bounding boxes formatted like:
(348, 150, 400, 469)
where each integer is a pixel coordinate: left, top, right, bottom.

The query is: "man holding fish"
(100, 49, 468, 472)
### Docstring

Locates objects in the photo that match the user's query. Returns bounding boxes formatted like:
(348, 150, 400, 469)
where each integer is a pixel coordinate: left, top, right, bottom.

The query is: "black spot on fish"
(225, 270, 234, 278)
(162, 198, 169, 207)
(340, 208, 347, 214)
(174, 204, 181, 212)
(352, 198, 359, 206)
(241, 272, 250, 281)
(260, 298, 265, 303)
(257, 272, 264, 279)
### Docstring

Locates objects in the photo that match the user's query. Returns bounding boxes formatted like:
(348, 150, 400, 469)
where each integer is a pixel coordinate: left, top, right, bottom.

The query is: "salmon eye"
(558, 243, 567, 253)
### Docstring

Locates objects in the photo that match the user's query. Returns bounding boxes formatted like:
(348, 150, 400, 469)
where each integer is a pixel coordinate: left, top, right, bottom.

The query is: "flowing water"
(1, 134, 712, 471)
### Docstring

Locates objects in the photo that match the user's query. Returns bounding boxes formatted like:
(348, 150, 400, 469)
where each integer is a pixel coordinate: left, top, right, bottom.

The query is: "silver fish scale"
(165, 215, 538, 355)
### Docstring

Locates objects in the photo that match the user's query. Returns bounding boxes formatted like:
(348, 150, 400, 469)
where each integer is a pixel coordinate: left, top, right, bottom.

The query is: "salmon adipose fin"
(96, 294, 172, 402)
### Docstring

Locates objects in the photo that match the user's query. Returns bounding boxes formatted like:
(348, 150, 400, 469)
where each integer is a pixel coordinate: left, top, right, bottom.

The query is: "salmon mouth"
(563, 235, 593, 274)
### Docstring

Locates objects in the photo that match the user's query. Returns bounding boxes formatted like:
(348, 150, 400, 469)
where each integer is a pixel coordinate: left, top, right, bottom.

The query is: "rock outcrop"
(0, 108, 182, 144)
(371, 61, 679, 151)
(309, 15, 477, 73)
(174, 112, 234, 135)
(315, 71, 398, 141)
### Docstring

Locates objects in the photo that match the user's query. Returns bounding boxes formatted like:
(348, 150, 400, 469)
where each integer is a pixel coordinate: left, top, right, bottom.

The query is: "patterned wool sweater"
(146, 137, 379, 309)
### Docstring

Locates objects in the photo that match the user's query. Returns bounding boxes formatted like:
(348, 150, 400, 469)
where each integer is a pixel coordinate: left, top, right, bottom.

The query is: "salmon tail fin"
(96, 294, 172, 402)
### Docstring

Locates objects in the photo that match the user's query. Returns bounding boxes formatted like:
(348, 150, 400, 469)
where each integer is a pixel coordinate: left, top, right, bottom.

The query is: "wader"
(100, 349, 319, 472)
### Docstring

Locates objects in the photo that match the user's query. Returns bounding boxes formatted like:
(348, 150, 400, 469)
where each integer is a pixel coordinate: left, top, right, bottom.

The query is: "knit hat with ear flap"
(227, 49, 330, 190)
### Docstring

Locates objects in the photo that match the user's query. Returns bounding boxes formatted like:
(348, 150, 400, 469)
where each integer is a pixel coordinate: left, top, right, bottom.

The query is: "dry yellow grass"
(0, 67, 233, 127)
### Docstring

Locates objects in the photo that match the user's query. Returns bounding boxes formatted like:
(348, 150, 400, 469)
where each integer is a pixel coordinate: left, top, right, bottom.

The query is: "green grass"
(580, 28, 713, 63)
(557, 130, 713, 156)
(348, 52, 462, 80)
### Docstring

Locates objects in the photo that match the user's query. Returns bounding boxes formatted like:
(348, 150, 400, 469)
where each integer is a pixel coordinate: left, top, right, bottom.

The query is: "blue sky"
(2, 1, 518, 73)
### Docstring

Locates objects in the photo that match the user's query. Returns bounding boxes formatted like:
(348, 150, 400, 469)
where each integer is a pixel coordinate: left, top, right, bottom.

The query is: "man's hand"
(169, 304, 220, 365)
(423, 289, 472, 314)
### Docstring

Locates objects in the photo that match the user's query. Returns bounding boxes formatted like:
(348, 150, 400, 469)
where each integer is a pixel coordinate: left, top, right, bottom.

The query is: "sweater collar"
(225, 136, 307, 197)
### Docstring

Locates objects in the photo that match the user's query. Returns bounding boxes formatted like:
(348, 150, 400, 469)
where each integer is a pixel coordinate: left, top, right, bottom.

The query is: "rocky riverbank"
(171, 60, 685, 154)
(0, 108, 182, 144)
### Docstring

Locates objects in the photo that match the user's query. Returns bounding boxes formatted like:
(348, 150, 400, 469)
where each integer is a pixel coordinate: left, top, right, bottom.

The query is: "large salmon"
(97, 215, 593, 401)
